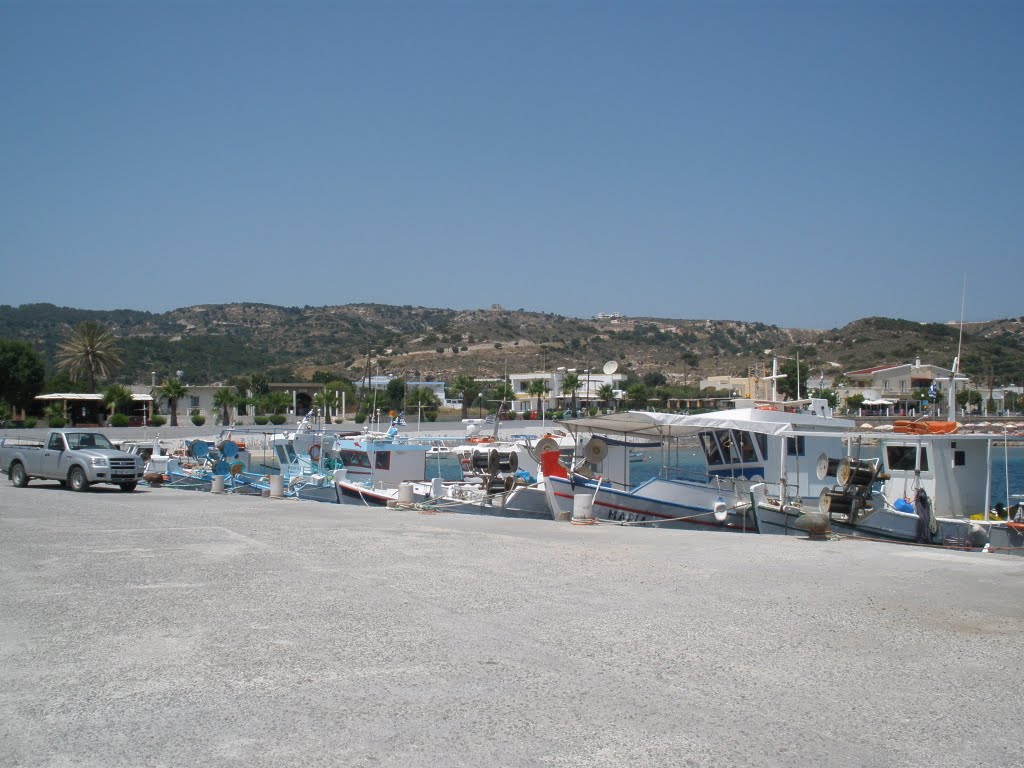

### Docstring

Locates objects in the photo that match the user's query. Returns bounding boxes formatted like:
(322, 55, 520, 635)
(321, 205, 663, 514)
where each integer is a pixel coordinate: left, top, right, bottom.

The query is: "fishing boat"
(543, 398, 849, 532)
(742, 350, 1024, 554)
(144, 437, 257, 492)
(748, 422, 1024, 555)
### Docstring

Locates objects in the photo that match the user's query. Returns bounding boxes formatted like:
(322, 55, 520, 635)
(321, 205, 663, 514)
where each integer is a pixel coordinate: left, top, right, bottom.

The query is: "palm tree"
(449, 374, 479, 419)
(626, 383, 648, 409)
(102, 384, 133, 420)
(526, 379, 549, 418)
(561, 372, 582, 415)
(158, 378, 188, 426)
(265, 391, 292, 415)
(312, 389, 338, 421)
(492, 382, 516, 416)
(597, 383, 616, 413)
(212, 388, 236, 426)
(406, 386, 441, 423)
(56, 321, 123, 391)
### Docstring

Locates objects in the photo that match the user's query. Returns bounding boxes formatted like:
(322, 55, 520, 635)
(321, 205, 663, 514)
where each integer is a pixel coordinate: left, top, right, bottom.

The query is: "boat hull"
(545, 474, 757, 532)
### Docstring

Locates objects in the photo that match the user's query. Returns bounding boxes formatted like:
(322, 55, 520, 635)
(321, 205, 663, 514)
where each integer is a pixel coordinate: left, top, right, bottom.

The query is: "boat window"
(375, 451, 391, 470)
(755, 433, 767, 460)
(699, 432, 724, 466)
(887, 446, 916, 470)
(887, 446, 929, 471)
(340, 450, 371, 468)
(737, 431, 758, 463)
(953, 450, 965, 467)
(786, 436, 805, 457)
(718, 430, 737, 463)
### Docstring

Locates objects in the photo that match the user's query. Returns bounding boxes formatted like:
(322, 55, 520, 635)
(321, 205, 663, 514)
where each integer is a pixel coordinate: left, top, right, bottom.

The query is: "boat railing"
(659, 464, 722, 485)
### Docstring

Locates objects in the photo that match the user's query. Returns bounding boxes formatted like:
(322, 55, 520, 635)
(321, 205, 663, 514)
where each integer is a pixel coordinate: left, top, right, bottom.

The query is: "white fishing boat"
(748, 421, 1024, 555)
(544, 397, 850, 532)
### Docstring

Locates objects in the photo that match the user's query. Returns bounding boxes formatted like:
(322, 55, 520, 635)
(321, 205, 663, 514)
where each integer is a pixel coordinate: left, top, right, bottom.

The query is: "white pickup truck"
(0, 429, 145, 492)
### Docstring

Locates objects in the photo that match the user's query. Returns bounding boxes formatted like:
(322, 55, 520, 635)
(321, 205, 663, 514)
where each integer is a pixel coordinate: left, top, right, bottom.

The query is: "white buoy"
(269, 475, 284, 498)
(713, 497, 728, 522)
(211, 475, 225, 494)
(333, 468, 347, 484)
(431, 477, 444, 498)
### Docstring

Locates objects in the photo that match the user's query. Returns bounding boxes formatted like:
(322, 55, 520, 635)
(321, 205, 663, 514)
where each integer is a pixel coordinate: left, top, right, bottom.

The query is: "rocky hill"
(1, 303, 1022, 386)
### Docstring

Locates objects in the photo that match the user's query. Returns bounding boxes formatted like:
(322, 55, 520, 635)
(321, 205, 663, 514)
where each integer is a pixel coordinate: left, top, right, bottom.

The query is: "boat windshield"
(699, 429, 763, 466)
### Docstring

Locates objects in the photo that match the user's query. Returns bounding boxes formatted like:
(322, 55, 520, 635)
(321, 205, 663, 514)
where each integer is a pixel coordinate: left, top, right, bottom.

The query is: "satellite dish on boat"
(603, 360, 619, 375)
(584, 437, 609, 463)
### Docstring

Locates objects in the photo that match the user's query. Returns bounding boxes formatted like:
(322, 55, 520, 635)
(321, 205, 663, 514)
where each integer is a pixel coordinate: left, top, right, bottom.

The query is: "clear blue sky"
(1, 0, 1021, 329)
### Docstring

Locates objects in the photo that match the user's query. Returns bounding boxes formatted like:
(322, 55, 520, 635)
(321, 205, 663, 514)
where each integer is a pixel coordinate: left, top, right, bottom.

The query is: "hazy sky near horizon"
(2, 0, 1021, 329)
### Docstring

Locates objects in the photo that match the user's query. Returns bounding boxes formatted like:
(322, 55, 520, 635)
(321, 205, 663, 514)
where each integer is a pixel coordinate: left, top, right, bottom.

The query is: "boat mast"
(947, 276, 967, 420)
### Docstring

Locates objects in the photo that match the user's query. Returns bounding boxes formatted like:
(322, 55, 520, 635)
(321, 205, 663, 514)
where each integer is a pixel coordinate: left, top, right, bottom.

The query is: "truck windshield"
(68, 433, 115, 450)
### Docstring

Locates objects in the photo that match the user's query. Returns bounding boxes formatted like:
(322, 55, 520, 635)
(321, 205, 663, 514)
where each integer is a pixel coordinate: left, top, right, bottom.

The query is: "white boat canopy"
(558, 408, 855, 439)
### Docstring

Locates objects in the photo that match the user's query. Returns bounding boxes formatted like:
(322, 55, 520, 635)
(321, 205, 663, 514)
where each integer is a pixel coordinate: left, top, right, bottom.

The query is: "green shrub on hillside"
(109, 413, 130, 427)
(253, 415, 269, 425)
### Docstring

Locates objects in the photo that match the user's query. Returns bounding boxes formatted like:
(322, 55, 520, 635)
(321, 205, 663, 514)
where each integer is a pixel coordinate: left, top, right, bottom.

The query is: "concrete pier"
(1, 479, 1022, 767)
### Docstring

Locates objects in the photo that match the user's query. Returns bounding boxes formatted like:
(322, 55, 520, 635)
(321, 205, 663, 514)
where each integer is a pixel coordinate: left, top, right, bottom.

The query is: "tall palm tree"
(158, 378, 188, 426)
(561, 372, 582, 415)
(56, 321, 123, 391)
(212, 388, 236, 426)
(526, 379, 549, 418)
(449, 374, 479, 419)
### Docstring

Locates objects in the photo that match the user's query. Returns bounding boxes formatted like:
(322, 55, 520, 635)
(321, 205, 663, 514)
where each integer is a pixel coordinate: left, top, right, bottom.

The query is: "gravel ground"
(1, 478, 1022, 767)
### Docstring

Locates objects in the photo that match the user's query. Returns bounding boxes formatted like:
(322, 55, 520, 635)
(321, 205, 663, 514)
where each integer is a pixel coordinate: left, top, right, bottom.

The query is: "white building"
(508, 368, 626, 416)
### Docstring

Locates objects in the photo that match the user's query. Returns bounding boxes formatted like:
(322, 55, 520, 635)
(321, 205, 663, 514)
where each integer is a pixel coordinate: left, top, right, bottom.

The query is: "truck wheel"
(119, 482, 137, 492)
(68, 466, 89, 492)
(10, 462, 29, 487)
